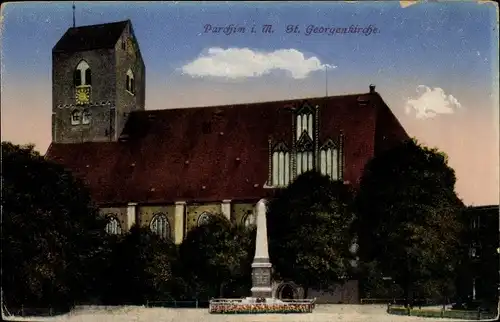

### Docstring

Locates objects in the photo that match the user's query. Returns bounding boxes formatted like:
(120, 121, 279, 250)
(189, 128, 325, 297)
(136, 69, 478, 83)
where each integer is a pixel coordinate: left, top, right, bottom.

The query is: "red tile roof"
(46, 91, 409, 205)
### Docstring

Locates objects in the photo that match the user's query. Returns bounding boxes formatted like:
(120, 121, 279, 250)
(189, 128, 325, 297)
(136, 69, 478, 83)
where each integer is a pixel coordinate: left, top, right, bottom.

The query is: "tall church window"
(296, 134, 314, 176)
(296, 105, 314, 141)
(150, 213, 170, 239)
(271, 142, 290, 187)
(82, 109, 91, 125)
(198, 212, 211, 226)
(71, 110, 81, 125)
(320, 140, 341, 180)
(74, 60, 91, 86)
(126, 69, 135, 94)
(105, 216, 122, 235)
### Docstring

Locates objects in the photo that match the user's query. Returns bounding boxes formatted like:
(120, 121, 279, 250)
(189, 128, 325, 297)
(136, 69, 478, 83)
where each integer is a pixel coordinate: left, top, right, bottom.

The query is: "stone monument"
(208, 198, 316, 314)
(250, 199, 273, 298)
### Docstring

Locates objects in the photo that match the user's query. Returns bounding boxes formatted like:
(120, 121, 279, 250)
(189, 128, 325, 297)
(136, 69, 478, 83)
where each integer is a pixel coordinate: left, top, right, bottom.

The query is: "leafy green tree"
(359, 260, 404, 300)
(2, 142, 109, 309)
(178, 214, 255, 299)
(355, 139, 464, 306)
(267, 171, 356, 297)
(102, 225, 179, 305)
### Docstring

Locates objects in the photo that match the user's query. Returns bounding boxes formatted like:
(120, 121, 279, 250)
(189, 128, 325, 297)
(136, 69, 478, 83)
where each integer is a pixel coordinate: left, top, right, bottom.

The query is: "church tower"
(51, 20, 145, 143)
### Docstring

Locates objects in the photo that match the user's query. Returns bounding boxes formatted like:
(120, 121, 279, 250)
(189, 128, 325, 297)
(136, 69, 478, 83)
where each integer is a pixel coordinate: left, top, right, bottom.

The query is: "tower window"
(85, 68, 92, 86)
(126, 69, 135, 94)
(82, 109, 91, 125)
(150, 213, 170, 239)
(71, 110, 81, 125)
(74, 60, 91, 86)
(271, 142, 290, 187)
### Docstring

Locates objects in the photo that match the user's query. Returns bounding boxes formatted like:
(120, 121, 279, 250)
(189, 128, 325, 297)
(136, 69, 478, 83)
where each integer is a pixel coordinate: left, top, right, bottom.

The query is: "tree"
(1, 142, 109, 309)
(178, 214, 255, 299)
(355, 139, 464, 306)
(101, 225, 179, 305)
(267, 171, 356, 297)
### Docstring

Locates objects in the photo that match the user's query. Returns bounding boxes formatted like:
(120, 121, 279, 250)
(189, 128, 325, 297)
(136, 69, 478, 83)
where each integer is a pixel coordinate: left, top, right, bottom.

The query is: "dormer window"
(74, 60, 91, 86)
(320, 139, 341, 180)
(71, 110, 81, 125)
(82, 109, 91, 125)
(296, 134, 314, 176)
(126, 69, 135, 94)
(296, 104, 314, 141)
(271, 142, 290, 187)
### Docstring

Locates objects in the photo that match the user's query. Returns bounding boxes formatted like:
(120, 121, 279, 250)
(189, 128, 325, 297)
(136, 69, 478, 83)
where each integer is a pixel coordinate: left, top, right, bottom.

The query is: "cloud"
(405, 85, 462, 119)
(399, 1, 419, 8)
(179, 47, 336, 79)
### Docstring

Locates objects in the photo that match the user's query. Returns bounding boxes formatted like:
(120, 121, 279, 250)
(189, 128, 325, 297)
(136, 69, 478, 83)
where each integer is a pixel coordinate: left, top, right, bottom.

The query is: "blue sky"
(1, 1, 498, 205)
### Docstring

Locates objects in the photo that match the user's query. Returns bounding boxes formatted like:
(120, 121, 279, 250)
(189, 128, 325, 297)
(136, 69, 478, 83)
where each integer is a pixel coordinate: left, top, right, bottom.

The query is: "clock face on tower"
(75, 86, 91, 105)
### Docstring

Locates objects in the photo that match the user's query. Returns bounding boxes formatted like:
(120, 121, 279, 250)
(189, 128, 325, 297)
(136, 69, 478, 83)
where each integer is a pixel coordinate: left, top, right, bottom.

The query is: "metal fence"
(3, 306, 68, 317)
(146, 299, 210, 309)
(387, 303, 498, 320)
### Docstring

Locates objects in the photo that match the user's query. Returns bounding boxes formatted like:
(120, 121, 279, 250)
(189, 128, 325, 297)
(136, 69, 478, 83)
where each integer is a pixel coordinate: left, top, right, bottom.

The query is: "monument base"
(209, 297, 316, 314)
(251, 259, 272, 298)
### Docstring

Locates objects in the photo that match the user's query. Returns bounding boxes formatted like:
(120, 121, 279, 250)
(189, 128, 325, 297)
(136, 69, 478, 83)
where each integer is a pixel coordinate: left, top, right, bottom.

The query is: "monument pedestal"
(251, 260, 272, 298)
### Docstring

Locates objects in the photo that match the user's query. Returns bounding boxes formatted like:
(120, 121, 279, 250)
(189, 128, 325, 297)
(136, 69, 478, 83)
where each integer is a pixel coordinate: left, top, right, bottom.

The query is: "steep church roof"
(46, 91, 409, 205)
(53, 20, 130, 53)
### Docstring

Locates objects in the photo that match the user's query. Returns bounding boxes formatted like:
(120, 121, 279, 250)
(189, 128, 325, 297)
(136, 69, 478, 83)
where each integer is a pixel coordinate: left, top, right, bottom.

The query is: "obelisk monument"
(250, 199, 273, 298)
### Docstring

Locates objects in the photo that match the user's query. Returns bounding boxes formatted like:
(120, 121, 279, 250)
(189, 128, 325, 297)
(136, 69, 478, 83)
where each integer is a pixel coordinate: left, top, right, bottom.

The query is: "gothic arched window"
(71, 110, 81, 125)
(197, 212, 211, 226)
(105, 216, 122, 235)
(296, 104, 314, 141)
(320, 139, 340, 180)
(150, 213, 170, 239)
(74, 60, 91, 86)
(295, 104, 314, 176)
(126, 69, 135, 94)
(242, 210, 256, 228)
(82, 109, 91, 125)
(296, 135, 314, 176)
(271, 142, 290, 187)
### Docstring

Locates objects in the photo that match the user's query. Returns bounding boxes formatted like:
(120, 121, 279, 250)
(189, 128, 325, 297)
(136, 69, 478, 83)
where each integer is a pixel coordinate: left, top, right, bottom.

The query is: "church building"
(46, 20, 410, 302)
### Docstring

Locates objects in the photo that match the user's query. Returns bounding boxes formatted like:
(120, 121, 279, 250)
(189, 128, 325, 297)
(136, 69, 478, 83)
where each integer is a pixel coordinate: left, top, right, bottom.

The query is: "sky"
(1, 1, 499, 206)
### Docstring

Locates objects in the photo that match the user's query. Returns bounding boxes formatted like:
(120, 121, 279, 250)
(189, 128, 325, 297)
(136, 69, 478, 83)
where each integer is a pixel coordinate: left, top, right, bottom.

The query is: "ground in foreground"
(5, 305, 477, 322)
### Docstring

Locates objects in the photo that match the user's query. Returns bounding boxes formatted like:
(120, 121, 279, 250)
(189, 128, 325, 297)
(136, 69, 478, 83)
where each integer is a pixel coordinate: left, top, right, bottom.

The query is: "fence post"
(196, 299, 198, 308)
(50, 307, 53, 316)
(21, 304, 24, 317)
(174, 300, 177, 308)
(477, 308, 481, 320)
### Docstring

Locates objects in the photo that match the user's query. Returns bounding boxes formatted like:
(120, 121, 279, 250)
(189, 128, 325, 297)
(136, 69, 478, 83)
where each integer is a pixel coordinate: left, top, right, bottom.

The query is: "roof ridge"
(132, 92, 373, 114)
(69, 20, 130, 30)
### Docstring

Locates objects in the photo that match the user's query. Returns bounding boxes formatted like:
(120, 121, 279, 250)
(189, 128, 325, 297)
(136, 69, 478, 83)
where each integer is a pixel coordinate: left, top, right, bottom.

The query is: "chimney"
(369, 84, 376, 93)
